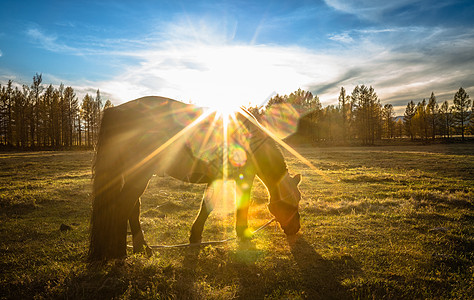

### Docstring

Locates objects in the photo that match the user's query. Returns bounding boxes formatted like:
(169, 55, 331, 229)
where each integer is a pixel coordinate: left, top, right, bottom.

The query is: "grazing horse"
(89, 96, 302, 260)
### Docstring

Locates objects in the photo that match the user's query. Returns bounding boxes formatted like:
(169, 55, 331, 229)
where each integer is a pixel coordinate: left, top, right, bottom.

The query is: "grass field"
(0, 144, 473, 299)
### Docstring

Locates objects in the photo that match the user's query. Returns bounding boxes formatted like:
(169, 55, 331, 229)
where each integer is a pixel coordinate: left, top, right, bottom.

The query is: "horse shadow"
(178, 236, 358, 299)
(289, 236, 356, 299)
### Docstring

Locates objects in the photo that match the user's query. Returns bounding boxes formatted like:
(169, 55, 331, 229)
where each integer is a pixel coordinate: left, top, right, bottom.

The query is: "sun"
(158, 45, 284, 113)
(209, 100, 242, 118)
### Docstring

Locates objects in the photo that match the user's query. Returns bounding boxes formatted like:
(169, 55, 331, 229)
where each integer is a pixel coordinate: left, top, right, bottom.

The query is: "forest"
(251, 86, 472, 145)
(0, 73, 472, 149)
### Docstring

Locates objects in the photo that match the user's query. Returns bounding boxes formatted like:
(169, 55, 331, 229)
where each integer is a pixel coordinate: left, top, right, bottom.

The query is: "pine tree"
(395, 118, 403, 139)
(81, 94, 94, 147)
(0, 81, 14, 145)
(15, 86, 30, 147)
(352, 85, 381, 145)
(412, 99, 428, 140)
(30, 73, 43, 147)
(439, 100, 453, 139)
(338, 87, 348, 142)
(453, 87, 471, 141)
(382, 104, 395, 139)
(51, 89, 61, 147)
(41, 84, 55, 146)
(426, 92, 438, 140)
(62, 86, 75, 147)
(103, 99, 113, 110)
(404, 101, 416, 140)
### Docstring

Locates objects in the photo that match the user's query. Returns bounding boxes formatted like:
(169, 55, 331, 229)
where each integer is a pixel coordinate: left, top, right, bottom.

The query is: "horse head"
(268, 173, 302, 235)
(238, 108, 302, 236)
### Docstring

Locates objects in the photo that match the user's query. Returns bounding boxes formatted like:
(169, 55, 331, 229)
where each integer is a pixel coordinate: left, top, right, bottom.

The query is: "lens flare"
(229, 144, 247, 167)
(170, 101, 203, 127)
(204, 180, 236, 216)
(260, 103, 300, 139)
(184, 109, 251, 168)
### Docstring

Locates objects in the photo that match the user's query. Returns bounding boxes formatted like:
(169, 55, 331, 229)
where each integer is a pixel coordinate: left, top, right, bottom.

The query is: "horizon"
(1, 0, 474, 114)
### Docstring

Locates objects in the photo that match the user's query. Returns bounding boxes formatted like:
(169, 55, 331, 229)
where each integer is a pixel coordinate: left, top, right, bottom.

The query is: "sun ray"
(195, 111, 220, 160)
(124, 108, 215, 178)
(237, 107, 335, 184)
(95, 108, 216, 198)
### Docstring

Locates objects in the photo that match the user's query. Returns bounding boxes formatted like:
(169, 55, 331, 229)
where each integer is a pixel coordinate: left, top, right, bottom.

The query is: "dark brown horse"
(89, 96, 302, 260)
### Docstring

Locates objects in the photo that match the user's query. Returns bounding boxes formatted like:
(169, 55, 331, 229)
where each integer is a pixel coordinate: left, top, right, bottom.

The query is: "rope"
(127, 218, 276, 250)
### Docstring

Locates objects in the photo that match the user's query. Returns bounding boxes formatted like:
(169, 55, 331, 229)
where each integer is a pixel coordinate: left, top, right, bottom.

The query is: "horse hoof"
(145, 246, 153, 257)
(237, 237, 256, 250)
(189, 236, 202, 244)
(286, 234, 298, 246)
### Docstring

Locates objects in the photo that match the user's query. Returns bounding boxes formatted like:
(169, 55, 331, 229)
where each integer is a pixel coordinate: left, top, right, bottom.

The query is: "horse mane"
(238, 108, 288, 184)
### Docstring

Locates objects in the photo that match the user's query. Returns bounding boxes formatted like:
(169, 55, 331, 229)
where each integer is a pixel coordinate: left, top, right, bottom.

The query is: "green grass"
(0, 144, 473, 299)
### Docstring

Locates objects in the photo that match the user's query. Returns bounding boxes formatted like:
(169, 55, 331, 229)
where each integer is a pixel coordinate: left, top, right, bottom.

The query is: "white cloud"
(18, 18, 474, 116)
(26, 27, 77, 54)
(323, 0, 418, 21)
(328, 32, 354, 43)
(25, 25, 112, 56)
(94, 17, 352, 109)
(98, 43, 347, 109)
(89, 19, 474, 116)
(323, 0, 457, 24)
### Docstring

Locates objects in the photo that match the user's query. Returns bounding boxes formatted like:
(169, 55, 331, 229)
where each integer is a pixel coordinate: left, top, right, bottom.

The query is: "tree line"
(1, 74, 472, 149)
(0, 74, 112, 149)
(251, 86, 472, 145)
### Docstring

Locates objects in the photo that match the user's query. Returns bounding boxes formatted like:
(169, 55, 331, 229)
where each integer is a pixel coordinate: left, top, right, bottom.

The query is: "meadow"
(0, 144, 473, 299)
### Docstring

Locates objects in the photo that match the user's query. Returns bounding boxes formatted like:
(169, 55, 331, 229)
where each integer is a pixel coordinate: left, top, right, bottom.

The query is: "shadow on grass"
(57, 238, 358, 299)
(290, 237, 354, 299)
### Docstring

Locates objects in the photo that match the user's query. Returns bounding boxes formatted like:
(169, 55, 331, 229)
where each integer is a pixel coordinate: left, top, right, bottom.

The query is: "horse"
(89, 96, 302, 260)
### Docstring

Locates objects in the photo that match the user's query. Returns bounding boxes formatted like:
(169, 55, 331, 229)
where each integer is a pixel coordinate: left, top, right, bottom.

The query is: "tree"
(92, 89, 103, 144)
(265, 94, 286, 110)
(0, 81, 13, 145)
(41, 84, 55, 146)
(0, 75, 106, 148)
(395, 118, 403, 139)
(426, 92, 438, 140)
(62, 86, 78, 147)
(404, 101, 416, 140)
(81, 94, 94, 147)
(30, 73, 44, 147)
(103, 99, 113, 110)
(382, 104, 395, 139)
(266, 88, 320, 111)
(338, 87, 350, 142)
(453, 87, 471, 141)
(439, 100, 453, 139)
(265, 89, 321, 141)
(412, 99, 428, 140)
(245, 104, 263, 120)
(352, 85, 381, 145)
(51, 89, 61, 147)
(16, 85, 31, 147)
(321, 105, 342, 142)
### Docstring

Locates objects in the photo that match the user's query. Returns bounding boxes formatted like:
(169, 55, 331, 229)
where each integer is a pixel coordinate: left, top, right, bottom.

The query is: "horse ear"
(292, 174, 302, 185)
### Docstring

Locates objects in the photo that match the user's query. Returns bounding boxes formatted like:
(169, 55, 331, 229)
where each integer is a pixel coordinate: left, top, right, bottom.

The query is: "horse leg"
(235, 178, 254, 240)
(116, 169, 153, 257)
(129, 198, 152, 256)
(189, 183, 213, 243)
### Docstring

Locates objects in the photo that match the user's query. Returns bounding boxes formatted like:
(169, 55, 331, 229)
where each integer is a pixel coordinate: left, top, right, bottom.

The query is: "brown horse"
(89, 96, 302, 260)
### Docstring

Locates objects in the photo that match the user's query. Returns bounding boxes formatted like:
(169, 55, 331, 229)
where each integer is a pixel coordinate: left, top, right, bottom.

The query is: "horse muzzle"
(268, 202, 301, 236)
(280, 211, 300, 236)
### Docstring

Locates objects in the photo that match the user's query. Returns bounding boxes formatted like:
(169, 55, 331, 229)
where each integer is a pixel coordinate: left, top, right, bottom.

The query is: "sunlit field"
(0, 144, 473, 299)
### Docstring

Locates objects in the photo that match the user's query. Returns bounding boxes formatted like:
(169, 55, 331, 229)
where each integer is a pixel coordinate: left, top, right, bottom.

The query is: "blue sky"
(1, 0, 473, 113)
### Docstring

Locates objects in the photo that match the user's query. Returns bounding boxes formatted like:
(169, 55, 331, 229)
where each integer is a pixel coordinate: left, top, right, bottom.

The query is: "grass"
(0, 144, 473, 299)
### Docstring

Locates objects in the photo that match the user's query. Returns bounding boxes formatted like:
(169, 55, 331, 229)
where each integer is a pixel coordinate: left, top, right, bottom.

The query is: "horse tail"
(89, 107, 126, 260)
